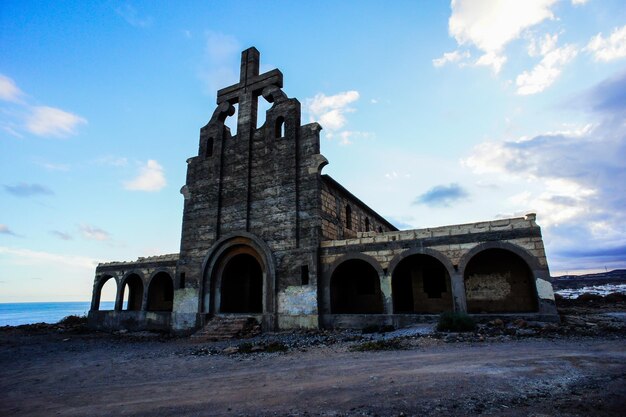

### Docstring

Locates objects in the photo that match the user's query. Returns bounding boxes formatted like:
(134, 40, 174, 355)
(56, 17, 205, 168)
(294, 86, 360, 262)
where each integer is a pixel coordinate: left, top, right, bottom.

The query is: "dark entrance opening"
(122, 274, 143, 311)
(220, 253, 263, 313)
(147, 272, 174, 312)
(330, 259, 383, 314)
(464, 249, 537, 313)
(94, 275, 116, 311)
(392, 255, 452, 313)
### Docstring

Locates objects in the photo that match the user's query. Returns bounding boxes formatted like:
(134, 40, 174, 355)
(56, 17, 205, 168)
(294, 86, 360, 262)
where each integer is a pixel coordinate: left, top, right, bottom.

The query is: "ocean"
(0, 301, 115, 326)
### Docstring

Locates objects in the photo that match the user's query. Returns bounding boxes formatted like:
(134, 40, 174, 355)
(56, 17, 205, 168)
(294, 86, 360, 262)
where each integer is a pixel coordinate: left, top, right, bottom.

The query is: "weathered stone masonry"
(88, 47, 558, 333)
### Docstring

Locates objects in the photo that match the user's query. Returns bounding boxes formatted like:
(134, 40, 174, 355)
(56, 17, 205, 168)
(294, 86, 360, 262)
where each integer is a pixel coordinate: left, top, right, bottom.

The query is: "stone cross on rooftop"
(216, 47, 283, 134)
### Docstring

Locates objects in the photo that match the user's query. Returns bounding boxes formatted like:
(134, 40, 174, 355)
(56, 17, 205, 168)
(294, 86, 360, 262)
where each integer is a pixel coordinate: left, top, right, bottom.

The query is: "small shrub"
(350, 338, 404, 352)
(362, 324, 395, 334)
(57, 315, 87, 326)
(577, 293, 603, 303)
(237, 342, 253, 353)
(437, 312, 476, 332)
(361, 325, 380, 334)
(265, 341, 288, 353)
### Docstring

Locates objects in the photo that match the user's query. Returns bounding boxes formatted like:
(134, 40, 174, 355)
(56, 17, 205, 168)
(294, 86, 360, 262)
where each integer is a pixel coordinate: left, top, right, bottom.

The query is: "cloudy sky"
(1, 0, 625, 302)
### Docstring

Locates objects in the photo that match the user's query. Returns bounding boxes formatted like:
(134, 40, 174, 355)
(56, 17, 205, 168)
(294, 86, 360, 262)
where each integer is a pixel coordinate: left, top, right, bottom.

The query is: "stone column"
(380, 273, 393, 314)
(450, 272, 467, 313)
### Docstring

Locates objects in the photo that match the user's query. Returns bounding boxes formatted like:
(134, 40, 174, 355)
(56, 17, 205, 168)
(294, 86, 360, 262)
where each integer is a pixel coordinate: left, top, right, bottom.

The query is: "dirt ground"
(1, 323, 625, 417)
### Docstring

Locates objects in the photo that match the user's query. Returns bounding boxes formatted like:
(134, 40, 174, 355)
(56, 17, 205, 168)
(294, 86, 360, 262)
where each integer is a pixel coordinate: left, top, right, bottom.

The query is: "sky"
(1, 0, 625, 302)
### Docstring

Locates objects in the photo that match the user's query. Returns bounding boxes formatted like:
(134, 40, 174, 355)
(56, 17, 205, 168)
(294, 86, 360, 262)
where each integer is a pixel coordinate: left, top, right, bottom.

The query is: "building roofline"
(322, 174, 398, 231)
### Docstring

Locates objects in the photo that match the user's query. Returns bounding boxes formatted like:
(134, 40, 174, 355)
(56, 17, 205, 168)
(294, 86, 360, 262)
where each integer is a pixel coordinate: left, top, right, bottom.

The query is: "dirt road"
(1, 331, 625, 416)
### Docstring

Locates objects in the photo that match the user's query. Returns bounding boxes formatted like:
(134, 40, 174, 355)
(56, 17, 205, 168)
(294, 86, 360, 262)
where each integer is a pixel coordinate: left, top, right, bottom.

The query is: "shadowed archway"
(330, 259, 383, 314)
(464, 248, 537, 313)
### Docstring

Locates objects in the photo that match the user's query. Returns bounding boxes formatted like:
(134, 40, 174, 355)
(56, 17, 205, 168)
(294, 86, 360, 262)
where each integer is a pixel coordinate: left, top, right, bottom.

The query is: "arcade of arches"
(92, 272, 174, 313)
(328, 248, 539, 315)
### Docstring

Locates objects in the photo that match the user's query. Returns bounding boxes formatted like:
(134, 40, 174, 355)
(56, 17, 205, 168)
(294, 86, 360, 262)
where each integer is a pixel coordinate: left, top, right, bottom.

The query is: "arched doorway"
(147, 272, 174, 312)
(464, 248, 537, 313)
(330, 259, 383, 314)
(392, 254, 452, 313)
(220, 253, 263, 313)
(121, 273, 143, 311)
(93, 275, 117, 311)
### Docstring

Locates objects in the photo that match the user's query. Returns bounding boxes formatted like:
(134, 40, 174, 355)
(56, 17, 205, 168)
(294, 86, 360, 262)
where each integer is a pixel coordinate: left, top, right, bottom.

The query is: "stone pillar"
(450, 272, 467, 313)
(114, 280, 124, 311)
(380, 273, 393, 314)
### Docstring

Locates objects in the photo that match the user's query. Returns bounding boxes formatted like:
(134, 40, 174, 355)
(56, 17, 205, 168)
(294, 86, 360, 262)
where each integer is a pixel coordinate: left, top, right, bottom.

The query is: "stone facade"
(88, 47, 559, 333)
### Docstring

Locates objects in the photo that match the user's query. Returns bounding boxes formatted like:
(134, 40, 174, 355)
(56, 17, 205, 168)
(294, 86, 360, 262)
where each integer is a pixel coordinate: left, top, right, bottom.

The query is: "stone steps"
(191, 315, 260, 341)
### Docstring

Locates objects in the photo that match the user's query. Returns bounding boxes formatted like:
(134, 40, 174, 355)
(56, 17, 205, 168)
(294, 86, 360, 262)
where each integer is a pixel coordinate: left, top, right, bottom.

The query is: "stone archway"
(147, 272, 174, 312)
(391, 254, 452, 313)
(330, 259, 383, 314)
(202, 233, 276, 323)
(220, 252, 263, 313)
(119, 273, 144, 311)
(92, 275, 117, 311)
(463, 248, 538, 313)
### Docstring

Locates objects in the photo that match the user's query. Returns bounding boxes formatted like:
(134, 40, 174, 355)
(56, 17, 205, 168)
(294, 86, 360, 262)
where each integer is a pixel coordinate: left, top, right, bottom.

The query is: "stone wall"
(319, 214, 558, 328)
(87, 254, 178, 331)
(321, 175, 397, 240)
(176, 48, 325, 330)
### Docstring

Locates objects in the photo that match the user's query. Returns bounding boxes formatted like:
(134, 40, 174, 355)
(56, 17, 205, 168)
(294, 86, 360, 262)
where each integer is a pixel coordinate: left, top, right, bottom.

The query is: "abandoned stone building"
(88, 47, 558, 333)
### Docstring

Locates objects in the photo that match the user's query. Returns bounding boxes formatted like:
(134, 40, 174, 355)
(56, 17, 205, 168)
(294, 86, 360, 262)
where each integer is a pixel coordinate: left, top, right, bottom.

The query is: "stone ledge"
(98, 253, 180, 267)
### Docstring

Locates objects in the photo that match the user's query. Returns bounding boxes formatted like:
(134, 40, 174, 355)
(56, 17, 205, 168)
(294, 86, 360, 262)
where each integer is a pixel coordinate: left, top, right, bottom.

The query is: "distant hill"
(552, 269, 626, 290)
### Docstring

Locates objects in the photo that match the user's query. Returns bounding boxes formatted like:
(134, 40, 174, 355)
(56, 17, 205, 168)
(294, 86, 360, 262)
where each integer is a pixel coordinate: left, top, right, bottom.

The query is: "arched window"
(345, 205, 352, 229)
(275, 116, 285, 138)
(365, 218, 370, 232)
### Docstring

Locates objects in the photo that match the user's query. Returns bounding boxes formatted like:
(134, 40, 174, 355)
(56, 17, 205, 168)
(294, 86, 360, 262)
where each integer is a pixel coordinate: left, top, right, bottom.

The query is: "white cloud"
(0, 224, 17, 236)
(337, 131, 374, 146)
(50, 230, 73, 240)
(26, 106, 87, 138)
(462, 90, 626, 271)
(38, 161, 70, 171)
(447, 0, 557, 73)
(516, 35, 578, 95)
(571, 0, 589, 5)
(115, 4, 153, 28)
(474, 52, 508, 73)
(586, 25, 626, 62)
(305, 91, 360, 133)
(79, 224, 111, 241)
(201, 32, 240, 94)
(0, 246, 98, 270)
(123, 159, 166, 191)
(94, 156, 128, 167)
(432, 50, 471, 68)
(0, 74, 23, 103)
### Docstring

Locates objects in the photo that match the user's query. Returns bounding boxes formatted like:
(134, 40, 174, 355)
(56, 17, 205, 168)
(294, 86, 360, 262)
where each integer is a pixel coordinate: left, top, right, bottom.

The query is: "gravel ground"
(1, 308, 625, 417)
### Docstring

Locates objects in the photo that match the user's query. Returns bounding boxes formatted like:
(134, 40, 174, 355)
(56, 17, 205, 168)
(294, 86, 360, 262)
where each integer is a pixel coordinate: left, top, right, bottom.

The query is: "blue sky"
(1, 0, 625, 302)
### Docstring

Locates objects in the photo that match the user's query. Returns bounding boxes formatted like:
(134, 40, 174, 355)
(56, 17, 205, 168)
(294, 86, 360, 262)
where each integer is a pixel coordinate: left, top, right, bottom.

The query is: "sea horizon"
(0, 301, 115, 327)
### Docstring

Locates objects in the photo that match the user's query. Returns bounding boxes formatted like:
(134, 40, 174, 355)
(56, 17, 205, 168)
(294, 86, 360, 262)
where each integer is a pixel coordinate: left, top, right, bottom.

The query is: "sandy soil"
(1, 327, 625, 417)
